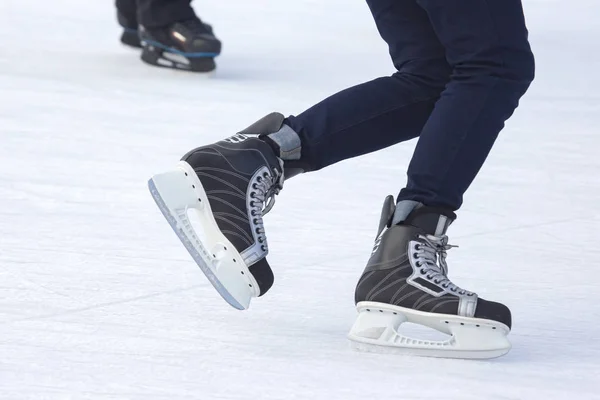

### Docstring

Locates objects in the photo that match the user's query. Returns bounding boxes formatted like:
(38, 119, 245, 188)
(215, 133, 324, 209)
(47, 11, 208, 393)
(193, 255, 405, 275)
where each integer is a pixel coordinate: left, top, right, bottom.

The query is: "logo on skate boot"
(371, 228, 387, 255)
(224, 134, 250, 144)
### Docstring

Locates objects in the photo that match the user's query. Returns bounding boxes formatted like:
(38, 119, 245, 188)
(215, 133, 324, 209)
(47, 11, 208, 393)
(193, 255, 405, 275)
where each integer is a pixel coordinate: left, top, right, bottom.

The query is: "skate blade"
(148, 161, 259, 310)
(348, 301, 511, 360)
(141, 46, 216, 74)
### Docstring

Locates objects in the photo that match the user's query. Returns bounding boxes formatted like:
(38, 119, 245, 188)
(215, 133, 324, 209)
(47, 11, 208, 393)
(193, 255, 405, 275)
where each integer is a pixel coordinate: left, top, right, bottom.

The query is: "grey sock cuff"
(267, 125, 301, 160)
(392, 200, 455, 235)
(391, 200, 421, 226)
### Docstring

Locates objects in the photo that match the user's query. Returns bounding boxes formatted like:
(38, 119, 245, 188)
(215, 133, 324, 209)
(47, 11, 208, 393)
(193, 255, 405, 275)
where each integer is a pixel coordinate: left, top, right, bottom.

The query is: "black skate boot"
(117, 9, 141, 48)
(348, 196, 512, 359)
(139, 18, 221, 73)
(148, 114, 301, 310)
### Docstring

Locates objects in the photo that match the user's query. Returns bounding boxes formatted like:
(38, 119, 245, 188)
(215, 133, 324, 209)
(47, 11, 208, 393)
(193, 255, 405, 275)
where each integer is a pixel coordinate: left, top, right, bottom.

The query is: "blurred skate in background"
(115, 0, 221, 72)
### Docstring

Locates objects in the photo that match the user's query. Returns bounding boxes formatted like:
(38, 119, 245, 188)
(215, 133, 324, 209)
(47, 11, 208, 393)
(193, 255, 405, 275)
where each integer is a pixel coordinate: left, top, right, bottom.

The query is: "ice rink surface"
(1, 0, 599, 398)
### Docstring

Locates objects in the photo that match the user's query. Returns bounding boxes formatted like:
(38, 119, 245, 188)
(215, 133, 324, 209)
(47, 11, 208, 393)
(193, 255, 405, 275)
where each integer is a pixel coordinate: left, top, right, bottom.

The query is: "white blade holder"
(148, 161, 260, 310)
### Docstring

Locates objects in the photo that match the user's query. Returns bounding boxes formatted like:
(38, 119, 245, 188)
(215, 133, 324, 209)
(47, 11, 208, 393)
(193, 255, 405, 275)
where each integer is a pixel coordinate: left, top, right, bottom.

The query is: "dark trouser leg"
(284, 0, 534, 211)
(397, 0, 535, 210)
(116, 0, 138, 23)
(136, 0, 196, 28)
(284, 0, 451, 171)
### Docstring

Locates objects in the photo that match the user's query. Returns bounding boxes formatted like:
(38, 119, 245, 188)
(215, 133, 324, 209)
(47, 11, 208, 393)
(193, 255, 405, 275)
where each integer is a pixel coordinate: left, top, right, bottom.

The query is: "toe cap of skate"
(248, 258, 274, 296)
(475, 298, 512, 329)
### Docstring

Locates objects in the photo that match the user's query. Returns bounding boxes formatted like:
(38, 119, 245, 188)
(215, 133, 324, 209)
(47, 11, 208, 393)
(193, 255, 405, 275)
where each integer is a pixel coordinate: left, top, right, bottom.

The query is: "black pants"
(285, 0, 535, 211)
(116, 0, 195, 28)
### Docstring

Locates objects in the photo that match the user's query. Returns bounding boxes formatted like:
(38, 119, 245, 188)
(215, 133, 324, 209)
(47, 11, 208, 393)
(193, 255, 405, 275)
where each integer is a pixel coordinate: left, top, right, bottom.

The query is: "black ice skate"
(139, 18, 221, 73)
(148, 115, 290, 310)
(348, 196, 512, 359)
(117, 10, 141, 49)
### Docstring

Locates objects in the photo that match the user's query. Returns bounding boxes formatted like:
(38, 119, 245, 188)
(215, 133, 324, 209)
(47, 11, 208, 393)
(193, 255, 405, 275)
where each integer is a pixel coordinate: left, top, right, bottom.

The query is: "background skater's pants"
(116, 0, 196, 28)
(285, 0, 535, 211)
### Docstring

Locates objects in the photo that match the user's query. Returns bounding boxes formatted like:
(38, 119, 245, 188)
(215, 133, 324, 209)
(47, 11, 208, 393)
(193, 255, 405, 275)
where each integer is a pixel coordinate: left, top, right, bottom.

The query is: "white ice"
(1, 0, 599, 398)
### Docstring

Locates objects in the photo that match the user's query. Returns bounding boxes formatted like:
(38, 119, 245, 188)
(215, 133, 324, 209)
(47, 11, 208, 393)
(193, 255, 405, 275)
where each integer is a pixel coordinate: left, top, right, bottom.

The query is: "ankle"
(261, 125, 301, 161)
(393, 200, 456, 236)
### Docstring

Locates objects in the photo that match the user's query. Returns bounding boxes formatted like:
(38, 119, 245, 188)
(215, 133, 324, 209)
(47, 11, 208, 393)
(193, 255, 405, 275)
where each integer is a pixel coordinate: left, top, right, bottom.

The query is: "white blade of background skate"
(0, 0, 598, 399)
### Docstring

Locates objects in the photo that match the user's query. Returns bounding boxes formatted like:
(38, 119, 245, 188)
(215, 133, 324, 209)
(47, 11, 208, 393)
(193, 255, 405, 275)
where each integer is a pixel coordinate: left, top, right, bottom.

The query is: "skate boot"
(348, 196, 512, 359)
(139, 18, 221, 73)
(148, 113, 301, 309)
(117, 9, 141, 48)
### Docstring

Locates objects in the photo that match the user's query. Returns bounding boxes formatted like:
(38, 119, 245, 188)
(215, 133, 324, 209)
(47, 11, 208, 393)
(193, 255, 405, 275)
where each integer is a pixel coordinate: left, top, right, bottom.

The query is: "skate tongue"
(392, 200, 456, 237)
(376, 195, 396, 236)
(239, 112, 286, 136)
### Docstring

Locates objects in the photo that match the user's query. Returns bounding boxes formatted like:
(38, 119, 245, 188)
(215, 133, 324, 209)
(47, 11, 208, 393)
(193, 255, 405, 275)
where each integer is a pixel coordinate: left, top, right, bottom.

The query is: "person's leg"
(283, 0, 451, 172)
(115, 0, 137, 22)
(350, 0, 535, 358)
(397, 0, 535, 210)
(116, 0, 141, 48)
(136, 0, 196, 29)
(148, 1, 451, 305)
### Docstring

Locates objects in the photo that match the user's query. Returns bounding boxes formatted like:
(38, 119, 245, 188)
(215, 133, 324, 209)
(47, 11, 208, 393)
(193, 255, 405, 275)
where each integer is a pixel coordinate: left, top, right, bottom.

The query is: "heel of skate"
(120, 28, 141, 49)
(148, 161, 259, 310)
(348, 301, 511, 359)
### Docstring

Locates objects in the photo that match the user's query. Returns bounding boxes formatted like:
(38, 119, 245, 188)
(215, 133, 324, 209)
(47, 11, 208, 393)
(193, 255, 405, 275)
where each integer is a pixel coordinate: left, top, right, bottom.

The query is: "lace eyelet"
(261, 245, 266, 251)
(263, 172, 269, 178)
(434, 280, 441, 284)
(252, 184, 258, 189)
(420, 269, 426, 274)
(253, 219, 258, 224)
(250, 192, 256, 198)
(413, 253, 419, 258)
(257, 177, 262, 182)
(250, 201, 255, 207)
(426, 275, 433, 280)
(415, 244, 421, 250)
(255, 228, 260, 234)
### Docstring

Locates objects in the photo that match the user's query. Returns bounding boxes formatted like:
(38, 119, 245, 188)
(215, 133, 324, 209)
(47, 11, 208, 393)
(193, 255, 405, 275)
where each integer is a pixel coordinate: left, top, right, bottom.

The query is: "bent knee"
(393, 58, 452, 96)
(500, 47, 535, 86)
(455, 46, 535, 94)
